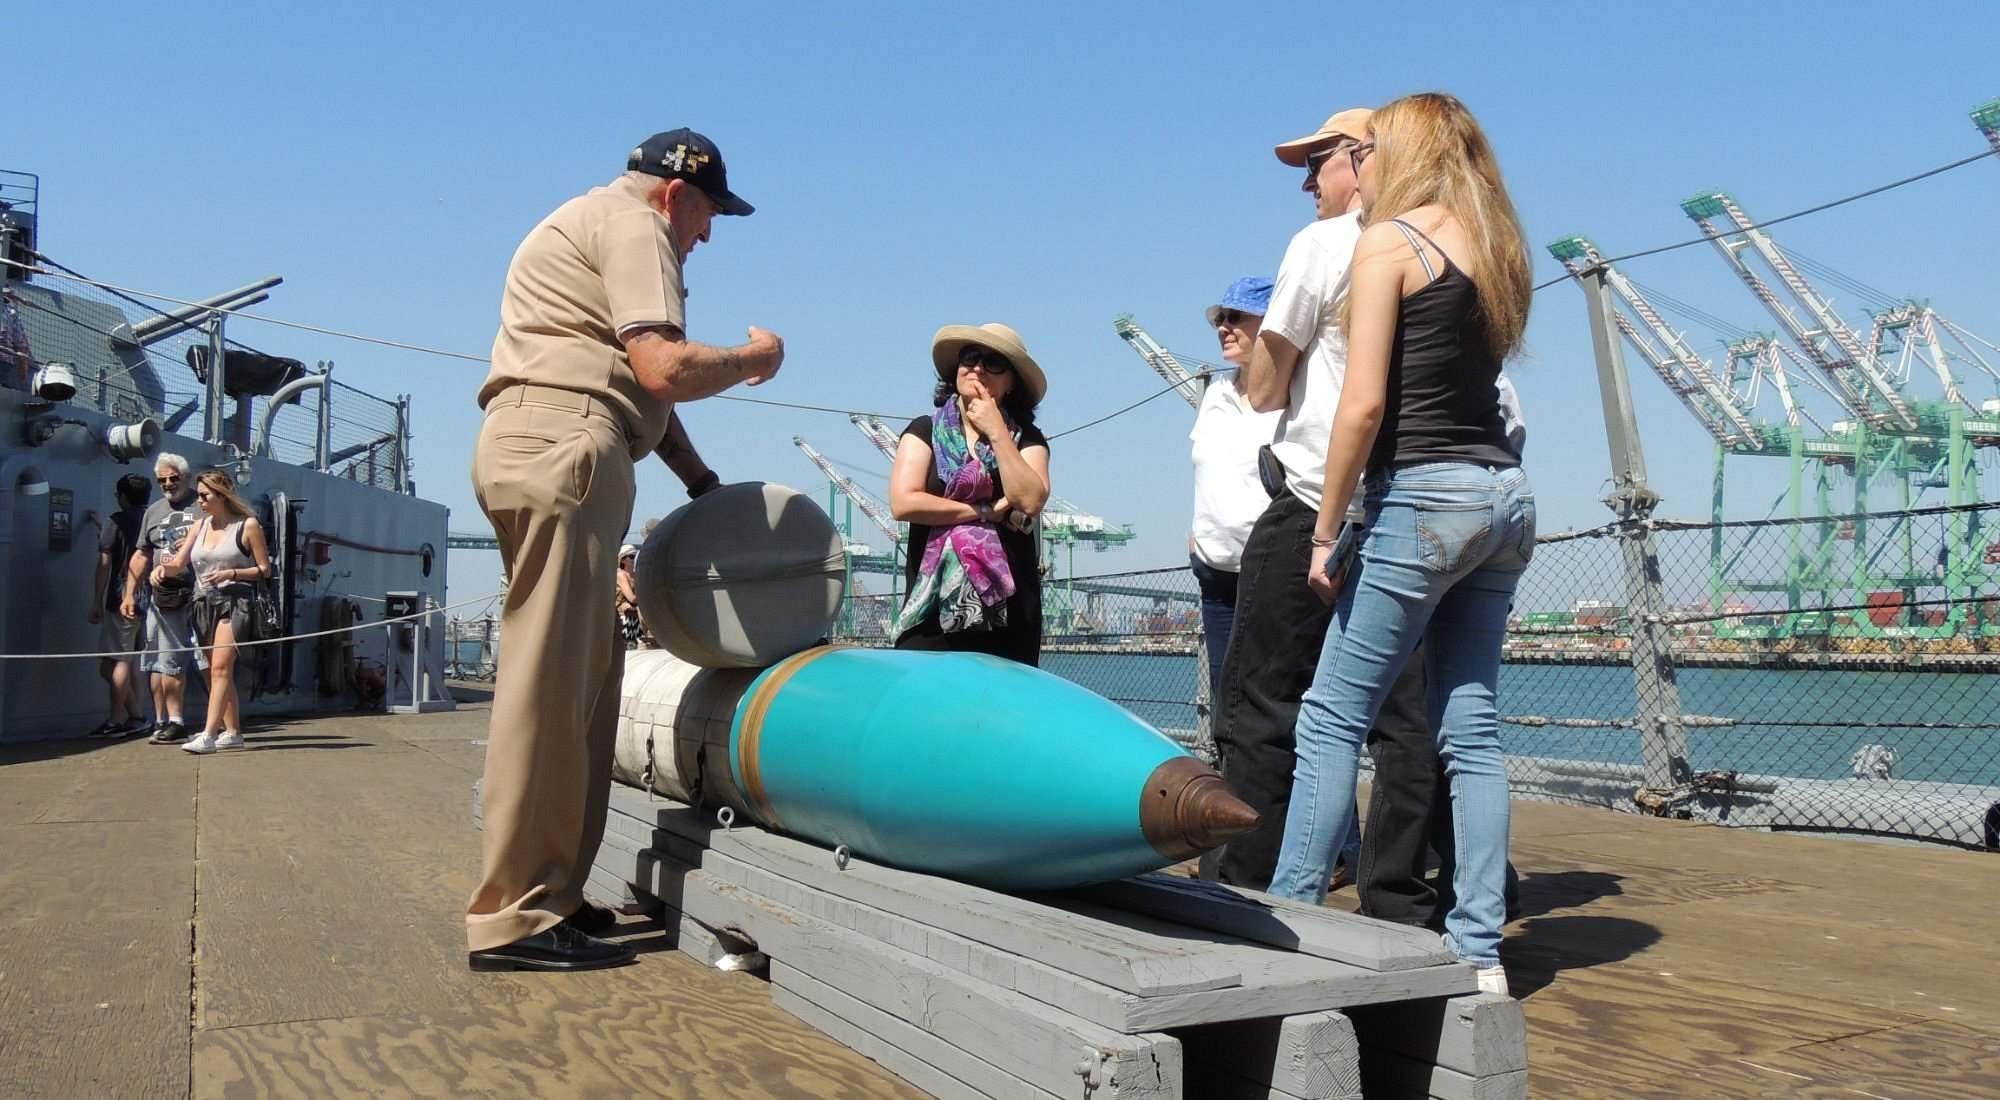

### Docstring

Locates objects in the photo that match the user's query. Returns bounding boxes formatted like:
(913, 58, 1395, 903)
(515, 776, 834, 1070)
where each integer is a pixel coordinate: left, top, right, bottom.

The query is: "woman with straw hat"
(889, 323, 1051, 665)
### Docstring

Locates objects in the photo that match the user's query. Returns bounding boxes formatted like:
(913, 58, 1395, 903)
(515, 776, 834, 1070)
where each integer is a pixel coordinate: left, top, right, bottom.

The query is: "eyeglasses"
(157, 475, 182, 486)
(1214, 309, 1255, 327)
(957, 347, 1014, 376)
(1347, 141, 1376, 173)
(1304, 139, 1358, 179)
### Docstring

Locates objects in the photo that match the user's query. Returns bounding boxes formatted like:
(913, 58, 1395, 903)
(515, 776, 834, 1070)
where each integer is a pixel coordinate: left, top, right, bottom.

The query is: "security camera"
(31, 361, 76, 401)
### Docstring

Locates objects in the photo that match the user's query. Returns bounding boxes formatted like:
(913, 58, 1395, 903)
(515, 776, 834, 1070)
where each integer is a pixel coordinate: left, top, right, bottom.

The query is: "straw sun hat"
(930, 323, 1048, 407)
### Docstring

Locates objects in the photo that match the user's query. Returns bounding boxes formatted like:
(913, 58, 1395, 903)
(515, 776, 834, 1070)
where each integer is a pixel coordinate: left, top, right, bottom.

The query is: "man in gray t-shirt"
(121, 454, 207, 743)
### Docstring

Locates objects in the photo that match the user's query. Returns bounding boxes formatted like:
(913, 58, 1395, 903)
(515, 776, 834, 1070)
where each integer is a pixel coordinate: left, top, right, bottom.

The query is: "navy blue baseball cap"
(628, 128, 754, 216)
(1205, 277, 1273, 327)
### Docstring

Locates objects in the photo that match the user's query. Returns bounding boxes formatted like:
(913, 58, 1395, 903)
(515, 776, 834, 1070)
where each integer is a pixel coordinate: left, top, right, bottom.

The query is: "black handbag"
(249, 583, 281, 642)
(152, 572, 192, 610)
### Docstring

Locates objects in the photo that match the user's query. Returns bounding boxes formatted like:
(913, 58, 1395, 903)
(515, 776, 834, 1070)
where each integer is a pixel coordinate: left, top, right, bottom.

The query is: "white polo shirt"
(1189, 377, 1281, 572)
(1262, 213, 1363, 516)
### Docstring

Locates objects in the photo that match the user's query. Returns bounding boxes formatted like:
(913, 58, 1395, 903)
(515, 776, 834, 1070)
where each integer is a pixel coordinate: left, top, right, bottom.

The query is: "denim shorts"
(143, 602, 208, 676)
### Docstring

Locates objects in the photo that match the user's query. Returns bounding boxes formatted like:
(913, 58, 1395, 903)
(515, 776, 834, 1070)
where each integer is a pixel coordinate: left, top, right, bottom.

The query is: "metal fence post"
(1580, 266, 1689, 793)
(203, 314, 227, 443)
(1192, 625, 1212, 758)
(316, 361, 333, 472)
(395, 394, 411, 493)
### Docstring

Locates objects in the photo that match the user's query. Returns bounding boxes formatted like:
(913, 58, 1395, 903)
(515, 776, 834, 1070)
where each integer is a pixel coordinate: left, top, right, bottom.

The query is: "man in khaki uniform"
(467, 129, 784, 971)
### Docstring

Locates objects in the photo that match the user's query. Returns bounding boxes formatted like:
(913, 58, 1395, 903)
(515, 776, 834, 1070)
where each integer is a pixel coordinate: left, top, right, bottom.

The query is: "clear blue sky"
(14, 2, 1999, 609)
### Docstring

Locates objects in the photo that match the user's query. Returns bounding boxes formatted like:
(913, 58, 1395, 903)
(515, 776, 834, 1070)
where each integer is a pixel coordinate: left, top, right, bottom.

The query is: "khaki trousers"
(466, 385, 635, 951)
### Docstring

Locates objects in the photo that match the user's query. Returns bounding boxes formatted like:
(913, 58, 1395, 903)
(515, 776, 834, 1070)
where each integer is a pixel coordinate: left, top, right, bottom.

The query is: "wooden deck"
(2, 692, 1993, 1098)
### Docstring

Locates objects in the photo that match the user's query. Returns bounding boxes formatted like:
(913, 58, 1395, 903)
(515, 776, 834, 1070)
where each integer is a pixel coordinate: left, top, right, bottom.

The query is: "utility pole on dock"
(1579, 266, 1691, 796)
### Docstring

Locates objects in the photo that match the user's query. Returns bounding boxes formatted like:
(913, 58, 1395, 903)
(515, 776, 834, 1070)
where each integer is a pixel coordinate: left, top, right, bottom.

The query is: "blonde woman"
(1266, 94, 1535, 995)
(157, 470, 272, 753)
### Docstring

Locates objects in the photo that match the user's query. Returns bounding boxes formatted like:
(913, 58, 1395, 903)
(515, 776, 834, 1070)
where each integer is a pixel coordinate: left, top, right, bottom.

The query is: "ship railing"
(2, 259, 414, 494)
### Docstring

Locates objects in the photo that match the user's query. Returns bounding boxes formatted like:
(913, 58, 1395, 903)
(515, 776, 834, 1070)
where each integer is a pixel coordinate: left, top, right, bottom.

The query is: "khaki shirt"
(478, 174, 687, 458)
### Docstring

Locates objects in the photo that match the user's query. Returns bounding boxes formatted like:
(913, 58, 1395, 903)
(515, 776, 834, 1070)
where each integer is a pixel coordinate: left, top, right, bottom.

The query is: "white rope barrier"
(0, 592, 502, 661)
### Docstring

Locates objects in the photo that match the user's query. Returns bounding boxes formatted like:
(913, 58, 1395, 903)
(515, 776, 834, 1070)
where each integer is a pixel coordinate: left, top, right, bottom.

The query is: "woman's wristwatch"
(976, 502, 994, 523)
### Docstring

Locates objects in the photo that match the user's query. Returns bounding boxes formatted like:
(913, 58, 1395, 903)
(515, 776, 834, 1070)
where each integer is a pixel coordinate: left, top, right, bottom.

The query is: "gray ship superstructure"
(1, 169, 452, 740)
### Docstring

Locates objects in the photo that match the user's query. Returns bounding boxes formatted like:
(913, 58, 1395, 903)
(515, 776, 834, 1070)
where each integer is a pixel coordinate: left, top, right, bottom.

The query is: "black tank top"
(1367, 219, 1519, 473)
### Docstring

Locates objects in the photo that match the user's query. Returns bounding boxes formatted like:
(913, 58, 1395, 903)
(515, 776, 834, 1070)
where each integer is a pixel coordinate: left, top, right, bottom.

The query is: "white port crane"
(1680, 190, 1918, 431)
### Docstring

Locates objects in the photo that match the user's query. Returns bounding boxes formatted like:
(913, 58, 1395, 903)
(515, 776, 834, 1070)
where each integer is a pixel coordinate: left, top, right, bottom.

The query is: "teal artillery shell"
(730, 645, 1196, 889)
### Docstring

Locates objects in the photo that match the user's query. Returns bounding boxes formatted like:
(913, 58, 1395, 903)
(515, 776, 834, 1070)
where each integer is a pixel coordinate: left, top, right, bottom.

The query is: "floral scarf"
(895, 397, 1018, 637)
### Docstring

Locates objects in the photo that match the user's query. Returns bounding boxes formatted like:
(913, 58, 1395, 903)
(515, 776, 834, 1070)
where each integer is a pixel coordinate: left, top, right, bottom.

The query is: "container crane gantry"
(1974, 97, 2000, 156)
(1111, 314, 1212, 410)
(1681, 189, 1918, 433)
(794, 435, 906, 637)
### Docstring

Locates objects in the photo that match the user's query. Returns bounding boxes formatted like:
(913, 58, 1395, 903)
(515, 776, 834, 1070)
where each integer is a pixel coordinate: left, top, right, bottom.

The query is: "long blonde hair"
(195, 469, 255, 522)
(1354, 93, 1531, 361)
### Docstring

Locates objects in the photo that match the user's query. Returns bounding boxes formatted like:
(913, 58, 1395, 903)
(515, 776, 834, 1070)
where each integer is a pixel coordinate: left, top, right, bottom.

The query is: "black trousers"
(1360, 641, 1522, 928)
(1212, 494, 1334, 889)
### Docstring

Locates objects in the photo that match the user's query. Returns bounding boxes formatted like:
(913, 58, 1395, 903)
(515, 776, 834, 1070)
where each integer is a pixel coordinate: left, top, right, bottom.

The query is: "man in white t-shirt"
(1208, 107, 1376, 891)
(1211, 108, 1528, 920)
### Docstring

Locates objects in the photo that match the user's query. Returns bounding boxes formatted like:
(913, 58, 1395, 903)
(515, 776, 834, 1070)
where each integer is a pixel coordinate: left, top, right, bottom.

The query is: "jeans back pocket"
(1412, 497, 1492, 575)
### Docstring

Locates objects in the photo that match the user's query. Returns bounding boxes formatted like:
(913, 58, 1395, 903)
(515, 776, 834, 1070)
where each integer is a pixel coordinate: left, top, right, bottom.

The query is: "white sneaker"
(214, 730, 246, 752)
(1475, 965, 1510, 996)
(182, 731, 219, 755)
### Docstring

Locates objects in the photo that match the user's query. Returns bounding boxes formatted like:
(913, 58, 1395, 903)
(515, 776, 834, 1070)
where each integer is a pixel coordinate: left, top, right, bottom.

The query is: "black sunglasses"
(957, 347, 1014, 376)
(1214, 309, 1255, 327)
(157, 474, 182, 485)
(1305, 138, 1361, 177)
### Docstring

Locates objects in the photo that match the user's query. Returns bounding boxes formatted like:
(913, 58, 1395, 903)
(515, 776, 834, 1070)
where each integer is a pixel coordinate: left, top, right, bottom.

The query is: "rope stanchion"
(0, 592, 502, 661)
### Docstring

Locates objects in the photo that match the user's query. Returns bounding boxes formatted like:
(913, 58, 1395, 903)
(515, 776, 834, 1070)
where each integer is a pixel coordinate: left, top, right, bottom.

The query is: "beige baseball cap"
(1274, 107, 1374, 167)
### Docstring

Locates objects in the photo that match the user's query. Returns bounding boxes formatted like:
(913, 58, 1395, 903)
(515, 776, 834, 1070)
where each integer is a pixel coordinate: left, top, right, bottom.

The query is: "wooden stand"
(476, 781, 1529, 1099)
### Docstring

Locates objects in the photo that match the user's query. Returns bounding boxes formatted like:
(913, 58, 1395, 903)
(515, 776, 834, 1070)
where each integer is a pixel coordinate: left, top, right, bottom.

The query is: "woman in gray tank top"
(158, 470, 271, 754)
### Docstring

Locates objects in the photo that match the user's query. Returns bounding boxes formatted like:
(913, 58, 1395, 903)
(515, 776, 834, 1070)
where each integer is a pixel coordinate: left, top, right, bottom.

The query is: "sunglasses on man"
(957, 347, 1014, 377)
(1305, 138, 1369, 179)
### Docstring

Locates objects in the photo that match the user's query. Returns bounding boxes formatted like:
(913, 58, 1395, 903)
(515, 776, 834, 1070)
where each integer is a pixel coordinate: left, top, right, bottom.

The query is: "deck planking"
(2, 691, 1995, 1098)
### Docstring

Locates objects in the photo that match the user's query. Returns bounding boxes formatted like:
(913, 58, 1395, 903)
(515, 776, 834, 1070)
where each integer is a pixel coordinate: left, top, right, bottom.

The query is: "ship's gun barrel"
(116, 276, 283, 346)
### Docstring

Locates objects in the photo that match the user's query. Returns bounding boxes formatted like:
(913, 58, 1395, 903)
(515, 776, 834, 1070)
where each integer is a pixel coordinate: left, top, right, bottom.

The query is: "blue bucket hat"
(1205, 277, 1273, 327)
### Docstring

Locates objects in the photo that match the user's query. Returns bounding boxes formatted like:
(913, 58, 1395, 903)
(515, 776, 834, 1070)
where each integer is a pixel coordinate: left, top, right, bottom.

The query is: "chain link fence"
(326, 379, 406, 492)
(1508, 500, 2000, 849)
(445, 616, 500, 681)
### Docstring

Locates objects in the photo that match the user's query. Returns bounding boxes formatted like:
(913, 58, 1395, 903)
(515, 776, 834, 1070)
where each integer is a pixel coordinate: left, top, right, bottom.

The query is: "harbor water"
(1043, 653, 2000, 787)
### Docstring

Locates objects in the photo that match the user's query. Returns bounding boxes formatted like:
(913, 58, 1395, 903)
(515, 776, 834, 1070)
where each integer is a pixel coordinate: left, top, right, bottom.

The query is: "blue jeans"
(1188, 554, 1239, 698)
(1267, 463, 1534, 967)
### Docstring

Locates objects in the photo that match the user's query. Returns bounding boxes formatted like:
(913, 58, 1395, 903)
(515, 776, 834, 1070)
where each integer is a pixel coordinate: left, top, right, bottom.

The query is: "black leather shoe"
(567, 901, 618, 935)
(467, 921, 635, 972)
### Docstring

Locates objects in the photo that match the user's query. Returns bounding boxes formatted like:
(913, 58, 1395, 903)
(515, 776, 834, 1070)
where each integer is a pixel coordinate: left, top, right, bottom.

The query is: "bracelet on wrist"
(1310, 532, 1338, 547)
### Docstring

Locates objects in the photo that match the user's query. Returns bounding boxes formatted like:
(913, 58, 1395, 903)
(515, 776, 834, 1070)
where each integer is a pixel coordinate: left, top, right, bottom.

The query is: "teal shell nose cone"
(728, 646, 1258, 890)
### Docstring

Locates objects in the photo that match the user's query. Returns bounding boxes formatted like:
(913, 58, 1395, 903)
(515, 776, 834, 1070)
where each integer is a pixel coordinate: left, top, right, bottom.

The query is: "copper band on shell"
(734, 645, 844, 832)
